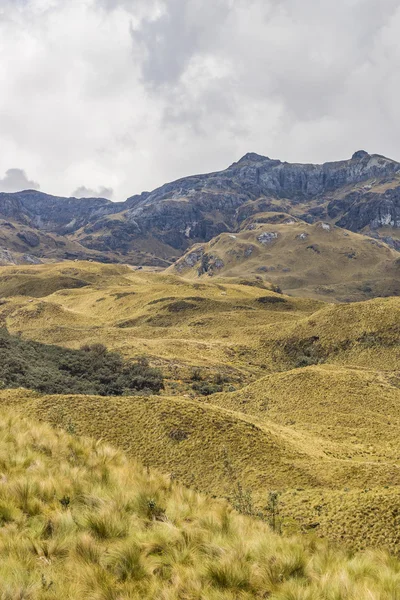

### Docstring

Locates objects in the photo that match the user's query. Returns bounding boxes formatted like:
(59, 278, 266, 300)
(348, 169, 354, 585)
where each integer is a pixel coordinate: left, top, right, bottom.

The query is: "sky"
(1, 0, 400, 200)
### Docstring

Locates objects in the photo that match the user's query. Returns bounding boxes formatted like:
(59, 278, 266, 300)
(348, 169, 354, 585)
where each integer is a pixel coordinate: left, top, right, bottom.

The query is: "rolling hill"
(170, 215, 400, 301)
(0, 261, 399, 554)
(0, 411, 399, 599)
(2, 364, 400, 552)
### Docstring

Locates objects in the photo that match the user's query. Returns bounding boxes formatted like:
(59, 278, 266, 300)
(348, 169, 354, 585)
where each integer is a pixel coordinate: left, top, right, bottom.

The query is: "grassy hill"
(0, 261, 400, 554)
(1, 261, 397, 383)
(1, 412, 400, 599)
(0, 328, 163, 395)
(170, 216, 400, 301)
(2, 375, 400, 553)
(0, 261, 323, 389)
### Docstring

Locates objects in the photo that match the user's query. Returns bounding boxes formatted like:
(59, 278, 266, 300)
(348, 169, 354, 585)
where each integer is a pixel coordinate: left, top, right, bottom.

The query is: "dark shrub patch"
(167, 301, 197, 313)
(192, 382, 223, 396)
(0, 328, 163, 396)
(257, 296, 287, 305)
(111, 292, 136, 300)
(277, 335, 327, 368)
(169, 429, 189, 442)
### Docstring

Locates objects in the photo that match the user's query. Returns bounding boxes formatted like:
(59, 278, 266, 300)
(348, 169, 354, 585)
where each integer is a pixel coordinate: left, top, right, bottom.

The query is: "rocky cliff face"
(0, 190, 116, 233)
(1, 151, 400, 264)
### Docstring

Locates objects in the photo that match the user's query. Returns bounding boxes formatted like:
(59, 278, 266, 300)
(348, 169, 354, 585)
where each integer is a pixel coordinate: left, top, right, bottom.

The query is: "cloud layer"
(72, 185, 114, 199)
(0, 0, 399, 199)
(0, 168, 40, 193)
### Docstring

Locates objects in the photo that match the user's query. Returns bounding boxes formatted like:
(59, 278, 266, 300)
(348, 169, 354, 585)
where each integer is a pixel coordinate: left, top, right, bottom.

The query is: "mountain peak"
(352, 150, 370, 160)
(237, 152, 270, 163)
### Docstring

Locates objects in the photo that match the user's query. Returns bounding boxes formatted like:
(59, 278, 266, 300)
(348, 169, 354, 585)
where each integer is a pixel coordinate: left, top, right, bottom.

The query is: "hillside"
(1, 150, 400, 270)
(0, 262, 400, 553)
(0, 412, 400, 599)
(1, 360, 400, 553)
(0, 260, 398, 380)
(170, 215, 400, 301)
(0, 261, 321, 388)
(0, 328, 163, 395)
(0, 218, 116, 266)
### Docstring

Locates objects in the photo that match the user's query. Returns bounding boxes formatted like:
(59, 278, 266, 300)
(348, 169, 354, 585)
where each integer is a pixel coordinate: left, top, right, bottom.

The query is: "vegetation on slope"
(1, 411, 400, 599)
(3, 381, 400, 554)
(1, 261, 400, 554)
(0, 262, 323, 390)
(170, 217, 400, 302)
(0, 328, 163, 395)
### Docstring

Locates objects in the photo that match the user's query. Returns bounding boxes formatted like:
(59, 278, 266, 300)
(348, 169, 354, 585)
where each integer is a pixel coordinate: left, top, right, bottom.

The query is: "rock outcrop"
(1, 151, 400, 265)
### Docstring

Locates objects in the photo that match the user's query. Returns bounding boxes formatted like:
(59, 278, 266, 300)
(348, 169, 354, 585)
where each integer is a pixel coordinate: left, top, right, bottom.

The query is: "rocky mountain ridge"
(1, 150, 400, 266)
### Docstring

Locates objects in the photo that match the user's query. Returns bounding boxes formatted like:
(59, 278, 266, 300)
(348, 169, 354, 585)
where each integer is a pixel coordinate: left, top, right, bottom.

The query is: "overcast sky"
(1, 0, 400, 200)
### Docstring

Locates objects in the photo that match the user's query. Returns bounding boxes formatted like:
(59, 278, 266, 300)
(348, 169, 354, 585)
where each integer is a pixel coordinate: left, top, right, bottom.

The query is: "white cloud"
(0, 168, 40, 192)
(72, 185, 114, 199)
(0, 0, 399, 201)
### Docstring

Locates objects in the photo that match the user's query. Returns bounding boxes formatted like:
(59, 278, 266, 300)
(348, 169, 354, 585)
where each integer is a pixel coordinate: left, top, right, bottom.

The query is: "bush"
(0, 328, 164, 396)
(190, 368, 203, 382)
(192, 381, 223, 396)
(257, 295, 287, 305)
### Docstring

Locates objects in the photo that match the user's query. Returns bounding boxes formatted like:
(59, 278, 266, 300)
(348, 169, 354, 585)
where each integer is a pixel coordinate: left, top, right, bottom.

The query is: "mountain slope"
(169, 216, 400, 301)
(3, 374, 400, 552)
(1, 150, 400, 267)
(1, 411, 400, 599)
(0, 261, 400, 552)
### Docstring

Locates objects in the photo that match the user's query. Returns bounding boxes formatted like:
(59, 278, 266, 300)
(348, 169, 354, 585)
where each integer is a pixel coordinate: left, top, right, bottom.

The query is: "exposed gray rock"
(0, 247, 42, 266)
(175, 246, 205, 272)
(17, 230, 40, 247)
(1, 151, 400, 265)
(334, 188, 400, 232)
(257, 232, 278, 244)
(198, 253, 225, 275)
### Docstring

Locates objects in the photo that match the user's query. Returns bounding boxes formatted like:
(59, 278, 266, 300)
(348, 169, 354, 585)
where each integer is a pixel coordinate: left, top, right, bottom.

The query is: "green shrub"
(0, 328, 164, 396)
(192, 381, 223, 396)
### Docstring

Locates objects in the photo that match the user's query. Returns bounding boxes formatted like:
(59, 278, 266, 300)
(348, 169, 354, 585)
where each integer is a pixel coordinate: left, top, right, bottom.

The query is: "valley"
(0, 260, 399, 555)
(0, 151, 399, 595)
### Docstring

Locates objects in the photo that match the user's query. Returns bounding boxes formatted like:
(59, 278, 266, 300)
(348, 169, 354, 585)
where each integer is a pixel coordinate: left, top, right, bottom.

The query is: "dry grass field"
(0, 260, 399, 556)
(170, 216, 400, 302)
(1, 412, 400, 599)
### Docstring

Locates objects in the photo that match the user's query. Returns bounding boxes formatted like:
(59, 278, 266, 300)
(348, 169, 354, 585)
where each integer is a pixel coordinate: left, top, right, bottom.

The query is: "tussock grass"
(0, 261, 400, 553)
(170, 218, 400, 302)
(3, 386, 400, 553)
(0, 411, 399, 599)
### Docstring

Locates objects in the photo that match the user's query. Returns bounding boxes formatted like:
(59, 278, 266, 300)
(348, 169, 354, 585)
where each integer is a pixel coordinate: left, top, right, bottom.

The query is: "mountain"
(169, 214, 400, 301)
(1, 151, 400, 268)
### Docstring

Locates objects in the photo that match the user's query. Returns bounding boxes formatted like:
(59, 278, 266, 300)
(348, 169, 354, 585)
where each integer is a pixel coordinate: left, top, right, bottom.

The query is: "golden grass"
(0, 261, 322, 386)
(0, 261, 400, 554)
(2, 379, 400, 553)
(170, 219, 400, 301)
(1, 410, 400, 599)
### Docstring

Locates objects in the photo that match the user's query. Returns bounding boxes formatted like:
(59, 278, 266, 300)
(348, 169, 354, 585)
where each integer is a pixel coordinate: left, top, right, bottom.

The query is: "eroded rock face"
(1, 151, 400, 264)
(0, 190, 114, 234)
(198, 253, 225, 275)
(0, 246, 42, 266)
(258, 232, 278, 244)
(17, 230, 40, 247)
(334, 188, 400, 232)
(174, 247, 205, 272)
